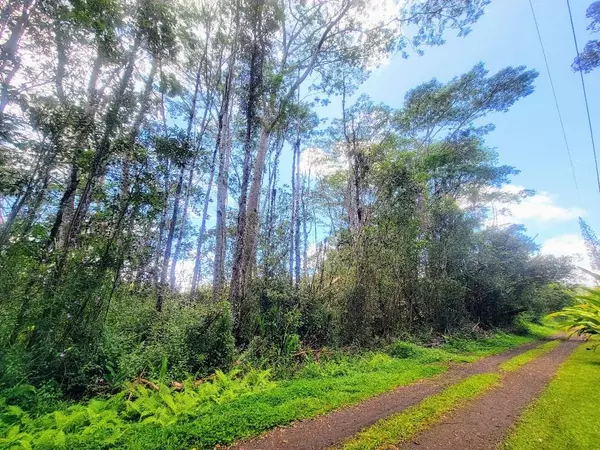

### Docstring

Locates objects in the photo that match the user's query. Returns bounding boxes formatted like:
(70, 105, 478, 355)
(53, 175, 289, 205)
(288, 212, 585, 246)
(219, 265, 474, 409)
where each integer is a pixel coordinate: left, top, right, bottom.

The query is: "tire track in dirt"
(229, 341, 543, 450)
(398, 339, 581, 450)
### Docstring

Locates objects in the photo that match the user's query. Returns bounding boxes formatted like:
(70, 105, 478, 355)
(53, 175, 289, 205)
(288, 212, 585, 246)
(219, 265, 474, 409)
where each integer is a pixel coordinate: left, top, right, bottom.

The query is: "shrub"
(185, 303, 235, 376)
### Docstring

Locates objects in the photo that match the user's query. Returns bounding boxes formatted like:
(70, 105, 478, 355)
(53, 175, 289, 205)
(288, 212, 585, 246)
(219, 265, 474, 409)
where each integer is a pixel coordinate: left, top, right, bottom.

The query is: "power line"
(528, 0, 580, 200)
(566, 0, 600, 193)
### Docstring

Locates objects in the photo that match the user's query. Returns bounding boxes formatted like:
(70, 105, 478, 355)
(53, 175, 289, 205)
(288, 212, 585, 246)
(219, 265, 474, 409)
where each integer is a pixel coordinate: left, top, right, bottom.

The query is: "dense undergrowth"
(0, 323, 550, 450)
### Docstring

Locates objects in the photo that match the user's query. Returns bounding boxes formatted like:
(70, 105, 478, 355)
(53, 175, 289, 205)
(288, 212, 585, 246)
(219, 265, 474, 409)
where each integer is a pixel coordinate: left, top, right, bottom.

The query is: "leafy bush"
(386, 341, 422, 359)
(185, 303, 235, 376)
(525, 283, 574, 320)
(0, 292, 238, 398)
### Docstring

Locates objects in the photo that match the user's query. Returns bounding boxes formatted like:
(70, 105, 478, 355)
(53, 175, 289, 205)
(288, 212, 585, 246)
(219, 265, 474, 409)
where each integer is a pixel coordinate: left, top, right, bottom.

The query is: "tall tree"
(572, 1, 600, 72)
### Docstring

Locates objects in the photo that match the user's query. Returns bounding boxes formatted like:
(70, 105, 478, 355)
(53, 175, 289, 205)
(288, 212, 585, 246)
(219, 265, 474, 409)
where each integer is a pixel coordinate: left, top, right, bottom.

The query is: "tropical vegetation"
(0, 0, 594, 448)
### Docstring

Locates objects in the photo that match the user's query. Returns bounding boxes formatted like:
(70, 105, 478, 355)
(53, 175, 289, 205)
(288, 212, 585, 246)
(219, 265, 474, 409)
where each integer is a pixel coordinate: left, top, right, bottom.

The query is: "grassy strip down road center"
(340, 339, 562, 450)
(340, 373, 501, 450)
(498, 340, 560, 373)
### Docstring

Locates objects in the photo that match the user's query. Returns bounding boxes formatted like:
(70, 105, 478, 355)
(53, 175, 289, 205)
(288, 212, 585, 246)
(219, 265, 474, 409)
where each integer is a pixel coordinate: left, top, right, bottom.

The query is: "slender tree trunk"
(229, 3, 265, 318)
(0, 0, 35, 71)
(294, 140, 301, 286)
(267, 134, 284, 235)
(240, 127, 270, 288)
(0, 194, 26, 247)
(0, 142, 48, 247)
(49, 52, 103, 248)
(289, 139, 297, 282)
(0, 0, 17, 41)
(302, 176, 309, 278)
(0, 60, 19, 114)
(261, 133, 283, 276)
(212, 103, 233, 302)
(228, 113, 256, 314)
(54, 20, 68, 105)
(154, 158, 170, 288)
(65, 35, 141, 247)
(121, 60, 158, 199)
(157, 164, 183, 310)
(189, 139, 217, 295)
(212, 3, 240, 302)
(21, 167, 51, 236)
(170, 161, 195, 289)
(0, 0, 36, 115)
(170, 54, 208, 289)
(18, 21, 71, 236)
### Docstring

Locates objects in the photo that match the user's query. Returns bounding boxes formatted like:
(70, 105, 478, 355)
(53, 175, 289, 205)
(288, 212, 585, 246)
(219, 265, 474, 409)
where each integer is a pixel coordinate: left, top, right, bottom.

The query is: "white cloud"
(486, 185, 584, 227)
(542, 234, 588, 263)
(299, 147, 345, 178)
(541, 234, 596, 285)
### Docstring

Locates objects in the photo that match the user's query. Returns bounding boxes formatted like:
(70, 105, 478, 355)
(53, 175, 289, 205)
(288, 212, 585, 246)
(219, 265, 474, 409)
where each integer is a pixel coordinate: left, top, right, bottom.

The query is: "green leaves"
(0, 367, 274, 449)
(398, 63, 538, 142)
(550, 287, 600, 338)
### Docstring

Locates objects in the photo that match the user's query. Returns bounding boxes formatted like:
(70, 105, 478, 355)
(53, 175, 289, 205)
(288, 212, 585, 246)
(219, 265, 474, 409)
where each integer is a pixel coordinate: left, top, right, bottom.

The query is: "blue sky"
(301, 0, 599, 268)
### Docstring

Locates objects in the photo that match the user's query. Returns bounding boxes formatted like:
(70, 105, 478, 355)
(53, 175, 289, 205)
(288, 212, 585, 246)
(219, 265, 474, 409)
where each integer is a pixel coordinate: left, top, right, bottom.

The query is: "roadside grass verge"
(517, 315, 563, 339)
(503, 341, 600, 450)
(340, 373, 501, 450)
(499, 340, 560, 373)
(0, 330, 543, 450)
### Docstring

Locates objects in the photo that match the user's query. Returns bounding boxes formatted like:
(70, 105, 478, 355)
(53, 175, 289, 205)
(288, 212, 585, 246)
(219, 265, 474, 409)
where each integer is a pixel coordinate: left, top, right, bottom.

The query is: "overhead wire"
(528, 0, 580, 200)
(566, 0, 600, 193)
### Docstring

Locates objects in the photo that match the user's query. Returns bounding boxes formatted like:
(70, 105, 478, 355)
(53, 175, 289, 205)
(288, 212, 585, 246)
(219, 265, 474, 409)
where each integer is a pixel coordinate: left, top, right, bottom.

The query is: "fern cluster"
(0, 369, 273, 449)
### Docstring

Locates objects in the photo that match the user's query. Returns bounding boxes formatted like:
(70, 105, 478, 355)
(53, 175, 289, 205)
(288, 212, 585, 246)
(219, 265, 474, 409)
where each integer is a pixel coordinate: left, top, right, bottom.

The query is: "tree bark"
(49, 51, 103, 248)
(289, 138, 297, 282)
(211, 22, 239, 302)
(212, 103, 233, 302)
(64, 34, 141, 247)
(302, 175, 309, 278)
(294, 140, 301, 286)
(228, 5, 264, 313)
(0, 0, 36, 114)
(239, 127, 270, 288)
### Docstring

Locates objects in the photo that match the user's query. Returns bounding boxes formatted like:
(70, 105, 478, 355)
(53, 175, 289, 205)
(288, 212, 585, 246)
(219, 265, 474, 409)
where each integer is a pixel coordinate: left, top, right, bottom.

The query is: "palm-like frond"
(550, 287, 600, 337)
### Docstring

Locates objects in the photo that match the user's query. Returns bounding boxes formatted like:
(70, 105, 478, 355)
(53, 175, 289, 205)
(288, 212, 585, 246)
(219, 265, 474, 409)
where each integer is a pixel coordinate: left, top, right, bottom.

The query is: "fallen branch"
(135, 378, 160, 391)
(171, 375, 216, 391)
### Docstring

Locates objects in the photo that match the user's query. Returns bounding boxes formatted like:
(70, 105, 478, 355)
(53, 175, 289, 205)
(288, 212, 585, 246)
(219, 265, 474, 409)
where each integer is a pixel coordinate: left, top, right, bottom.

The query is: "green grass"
(519, 317, 562, 339)
(499, 340, 560, 373)
(440, 332, 534, 358)
(341, 373, 501, 450)
(0, 331, 540, 450)
(503, 342, 600, 450)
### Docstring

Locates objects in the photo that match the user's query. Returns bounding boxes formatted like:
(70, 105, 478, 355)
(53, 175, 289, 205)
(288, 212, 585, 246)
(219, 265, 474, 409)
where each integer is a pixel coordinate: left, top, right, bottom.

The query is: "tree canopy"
(0, 0, 574, 397)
